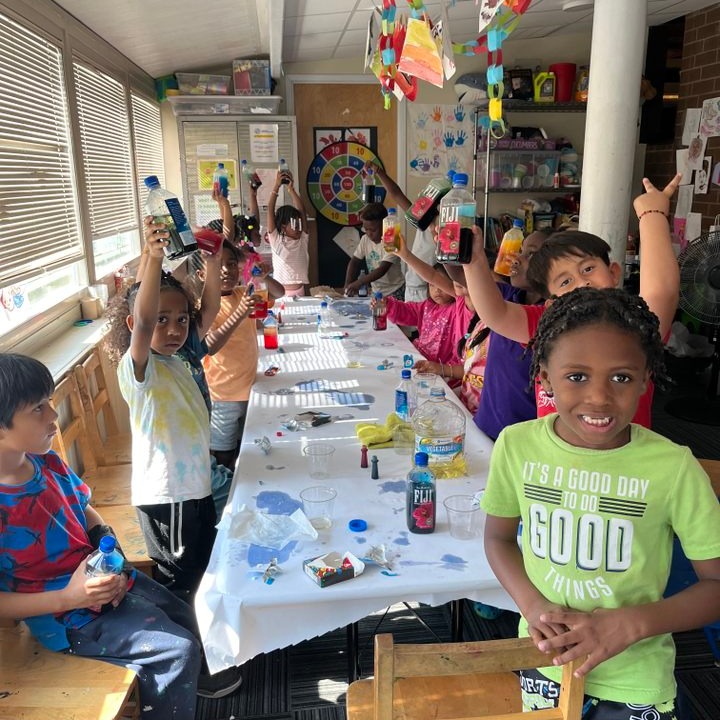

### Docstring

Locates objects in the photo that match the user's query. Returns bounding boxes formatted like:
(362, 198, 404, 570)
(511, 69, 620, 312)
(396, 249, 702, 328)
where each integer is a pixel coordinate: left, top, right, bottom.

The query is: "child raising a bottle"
(481, 287, 720, 719)
(266, 169, 310, 297)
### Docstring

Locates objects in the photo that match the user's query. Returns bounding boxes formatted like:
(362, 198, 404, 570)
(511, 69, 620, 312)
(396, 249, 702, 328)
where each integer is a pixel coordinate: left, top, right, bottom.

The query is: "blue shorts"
(210, 400, 248, 451)
(520, 669, 677, 720)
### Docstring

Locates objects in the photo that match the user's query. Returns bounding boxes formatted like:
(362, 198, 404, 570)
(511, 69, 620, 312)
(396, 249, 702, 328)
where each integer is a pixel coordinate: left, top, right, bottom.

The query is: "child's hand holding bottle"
(385, 230, 410, 260)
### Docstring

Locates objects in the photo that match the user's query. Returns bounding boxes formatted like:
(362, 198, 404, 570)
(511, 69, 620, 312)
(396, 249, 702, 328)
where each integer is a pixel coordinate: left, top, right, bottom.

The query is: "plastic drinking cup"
(414, 372, 438, 404)
(393, 426, 415, 456)
(443, 494, 483, 540)
(300, 485, 337, 530)
(302, 443, 335, 480)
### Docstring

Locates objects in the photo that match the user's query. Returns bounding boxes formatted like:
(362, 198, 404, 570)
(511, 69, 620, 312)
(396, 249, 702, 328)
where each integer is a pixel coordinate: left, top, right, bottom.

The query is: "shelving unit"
(168, 94, 282, 116)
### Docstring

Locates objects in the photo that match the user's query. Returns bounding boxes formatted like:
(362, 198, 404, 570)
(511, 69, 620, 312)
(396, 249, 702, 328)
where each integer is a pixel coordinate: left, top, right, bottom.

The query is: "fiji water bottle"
(144, 175, 198, 260)
(278, 158, 290, 184)
(406, 452, 436, 534)
(382, 208, 401, 253)
(436, 173, 475, 265)
(362, 167, 377, 204)
(395, 369, 416, 422)
(241, 159, 262, 190)
(411, 387, 466, 478)
(494, 219, 525, 275)
(213, 162, 229, 198)
(406, 173, 453, 230)
(372, 291, 387, 331)
(263, 311, 279, 350)
(85, 536, 124, 577)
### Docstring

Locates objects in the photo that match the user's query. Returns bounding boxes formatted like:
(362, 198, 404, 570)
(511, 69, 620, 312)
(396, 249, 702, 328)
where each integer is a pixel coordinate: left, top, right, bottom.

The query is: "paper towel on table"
(227, 506, 318, 549)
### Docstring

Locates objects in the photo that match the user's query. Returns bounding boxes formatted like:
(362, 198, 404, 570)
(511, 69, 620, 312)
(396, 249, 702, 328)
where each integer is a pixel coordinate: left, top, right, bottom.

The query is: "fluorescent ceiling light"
(562, 0, 594, 10)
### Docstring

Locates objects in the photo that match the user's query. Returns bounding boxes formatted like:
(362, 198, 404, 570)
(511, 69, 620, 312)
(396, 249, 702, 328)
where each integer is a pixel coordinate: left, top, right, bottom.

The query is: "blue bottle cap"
(348, 518, 368, 532)
(414, 452, 429, 467)
(401, 369, 411, 379)
(98, 536, 117, 552)
(251, 266, 262, 276)
(452, 173, 469, 186)
(218, 162, 225, 169)
(374, 291, 383, 300)
(143, 175, 160, 188)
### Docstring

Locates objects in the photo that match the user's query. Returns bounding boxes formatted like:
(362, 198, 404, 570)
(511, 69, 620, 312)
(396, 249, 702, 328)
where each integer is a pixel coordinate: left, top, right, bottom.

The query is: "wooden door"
(293, 83, 397, 287)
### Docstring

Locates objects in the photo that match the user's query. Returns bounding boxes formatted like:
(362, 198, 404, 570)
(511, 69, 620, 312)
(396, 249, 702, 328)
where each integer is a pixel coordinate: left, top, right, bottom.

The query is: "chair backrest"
(373, 634, 584, 720)
(698, 459, 720, 497)
(74, 348, 120, 460)
(51, 374, 98, 473)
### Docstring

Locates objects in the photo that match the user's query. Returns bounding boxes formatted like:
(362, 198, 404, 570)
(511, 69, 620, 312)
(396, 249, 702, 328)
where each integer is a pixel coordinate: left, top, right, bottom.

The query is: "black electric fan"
(665, 229, 720, 425)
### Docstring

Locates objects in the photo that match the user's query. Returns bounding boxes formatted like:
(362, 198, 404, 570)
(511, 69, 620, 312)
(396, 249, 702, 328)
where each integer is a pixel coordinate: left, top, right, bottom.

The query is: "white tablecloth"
(196, 298, 515, 673)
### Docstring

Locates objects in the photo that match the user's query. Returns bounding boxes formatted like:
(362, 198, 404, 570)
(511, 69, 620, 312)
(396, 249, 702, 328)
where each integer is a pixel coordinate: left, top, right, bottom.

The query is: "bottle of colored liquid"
(85, 536, 124, 577)
(241, 159, 262, 190)
(362, 167, 376, 204)
(372, 291, 387, 331)
(317, 300, 330, 333)
(382, 208, 401, 253)
(405, 174, 453, 230)
(357, 271, 368, 298)
(212, 162, 229, 197)
(436, 173, 475, 265)
(395, 368, 416, 421)
(144, 175, 198, 260)
(494, 219, 525, 276)
(278, 158, 290, 184)
(575, 66, 589, 102)
(249, 266, 268, 319)
(406, 452, 436, 534)
(263, 310, 279, 350)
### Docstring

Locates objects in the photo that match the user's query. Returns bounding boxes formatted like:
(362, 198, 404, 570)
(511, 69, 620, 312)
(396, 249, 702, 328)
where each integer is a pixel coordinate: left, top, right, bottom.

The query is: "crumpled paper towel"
(227, 506, 318, 549)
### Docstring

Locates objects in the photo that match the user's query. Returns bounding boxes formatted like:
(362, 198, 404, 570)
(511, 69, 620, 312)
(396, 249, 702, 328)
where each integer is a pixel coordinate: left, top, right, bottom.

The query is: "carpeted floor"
(197, 357, 720, 720)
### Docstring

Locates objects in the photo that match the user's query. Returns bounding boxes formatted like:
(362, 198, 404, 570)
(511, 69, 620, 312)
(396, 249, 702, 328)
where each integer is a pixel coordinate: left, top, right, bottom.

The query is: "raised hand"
(143, 215, 168, 257)
(633, 173, 681, 218)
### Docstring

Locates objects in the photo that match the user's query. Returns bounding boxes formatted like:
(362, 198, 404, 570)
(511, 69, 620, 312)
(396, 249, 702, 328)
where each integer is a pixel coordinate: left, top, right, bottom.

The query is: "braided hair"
(527, 287, 667, 390)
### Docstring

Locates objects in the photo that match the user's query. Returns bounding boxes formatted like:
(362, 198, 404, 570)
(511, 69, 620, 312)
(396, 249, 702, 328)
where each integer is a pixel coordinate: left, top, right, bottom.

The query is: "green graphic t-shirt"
(481, 415, 720, 705)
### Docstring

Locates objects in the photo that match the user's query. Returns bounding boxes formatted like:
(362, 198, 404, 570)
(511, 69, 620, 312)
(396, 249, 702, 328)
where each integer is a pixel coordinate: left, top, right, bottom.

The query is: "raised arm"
(195, 251, 222, 339)
(390, 233, 455, 296)
(287, 177, 309, 233)
(205, 289, 255, 355)
(213, 188, 235, 243)
(369, 161, 411, 213)
(266, 170, 284, 233)
(463, 226, 532, 343)
(633, 173, 681, 340)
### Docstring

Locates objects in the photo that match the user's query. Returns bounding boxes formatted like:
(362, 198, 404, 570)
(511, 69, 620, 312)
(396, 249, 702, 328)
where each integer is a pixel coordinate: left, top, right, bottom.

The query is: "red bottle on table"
(372, 292, 387, 331)
(263, 311, 279, 350)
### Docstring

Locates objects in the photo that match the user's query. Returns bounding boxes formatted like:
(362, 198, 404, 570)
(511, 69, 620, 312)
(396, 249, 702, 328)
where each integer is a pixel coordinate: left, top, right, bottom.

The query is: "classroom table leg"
(451, 599, 464, 641)
(347, 621, 360, 682)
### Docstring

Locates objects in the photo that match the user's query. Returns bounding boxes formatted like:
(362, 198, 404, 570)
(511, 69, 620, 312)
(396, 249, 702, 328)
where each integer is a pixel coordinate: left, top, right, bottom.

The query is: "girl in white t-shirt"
(267, 170, 310, 296)
(104, 231, 215, 602)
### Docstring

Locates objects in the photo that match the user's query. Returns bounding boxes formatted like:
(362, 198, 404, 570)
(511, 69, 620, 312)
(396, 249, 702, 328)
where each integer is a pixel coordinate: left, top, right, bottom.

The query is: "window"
(0, 12, 85, 333)
(131, 93, 165, 219)
(73, 60, 139, 279)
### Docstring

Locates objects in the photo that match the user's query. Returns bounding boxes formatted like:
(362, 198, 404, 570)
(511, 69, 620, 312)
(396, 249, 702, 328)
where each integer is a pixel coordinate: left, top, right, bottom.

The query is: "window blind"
(131, 93, 165, 217)
(73, 59, 137, 270)
(0, 12, 83, 286)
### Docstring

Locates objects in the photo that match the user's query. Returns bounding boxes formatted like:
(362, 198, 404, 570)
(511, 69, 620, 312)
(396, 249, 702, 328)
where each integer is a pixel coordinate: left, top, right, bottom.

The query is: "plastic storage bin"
(175, 73, 230, 95)
(477, 151, 561, 190)
(233, 59, 271, 95)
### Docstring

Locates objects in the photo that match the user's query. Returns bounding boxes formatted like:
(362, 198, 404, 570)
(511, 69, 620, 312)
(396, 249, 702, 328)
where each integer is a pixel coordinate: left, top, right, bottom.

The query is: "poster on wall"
(694, 156, 712, 195)
(687, 135, 707, 171)
(250, 124, 279, 163)
(699, 96, 720, 138)
(197, 159, 237, 191)
(406, 103, 474, 178)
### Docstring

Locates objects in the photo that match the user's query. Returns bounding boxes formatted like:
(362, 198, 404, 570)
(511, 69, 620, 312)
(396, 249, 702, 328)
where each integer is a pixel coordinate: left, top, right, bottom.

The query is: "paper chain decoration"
(378, 0, 418, 109)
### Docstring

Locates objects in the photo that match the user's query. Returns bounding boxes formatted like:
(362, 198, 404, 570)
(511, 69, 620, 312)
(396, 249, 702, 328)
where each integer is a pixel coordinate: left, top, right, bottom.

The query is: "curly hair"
(527, 287, 667, 391)
(103, 272, 197, 367)
(358, 202, 388, 223)
(526, 231, 612, 297)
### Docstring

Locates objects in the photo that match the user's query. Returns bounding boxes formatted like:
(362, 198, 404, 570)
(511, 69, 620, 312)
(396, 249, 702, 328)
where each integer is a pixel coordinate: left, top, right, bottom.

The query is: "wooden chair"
(346, 634, 584, 720)
(74, 348, 131, 465)
(52, 374, 132, 507)
(0, 621, 139, 720)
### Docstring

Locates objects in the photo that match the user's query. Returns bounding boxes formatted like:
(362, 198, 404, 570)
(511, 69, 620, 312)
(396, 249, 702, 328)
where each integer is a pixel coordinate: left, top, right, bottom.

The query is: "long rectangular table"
(196, 298, 515, 675)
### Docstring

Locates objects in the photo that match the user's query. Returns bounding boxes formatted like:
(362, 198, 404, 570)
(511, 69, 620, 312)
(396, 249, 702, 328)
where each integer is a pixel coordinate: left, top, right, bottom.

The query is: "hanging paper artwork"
(699, 96, 720, 138)
(398, 17, 443, 87)
(407, 103, 474, 177)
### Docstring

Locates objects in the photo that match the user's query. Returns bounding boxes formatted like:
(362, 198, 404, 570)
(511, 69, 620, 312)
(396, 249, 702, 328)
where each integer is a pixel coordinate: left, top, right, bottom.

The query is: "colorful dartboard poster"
(307, 136, 386, 227)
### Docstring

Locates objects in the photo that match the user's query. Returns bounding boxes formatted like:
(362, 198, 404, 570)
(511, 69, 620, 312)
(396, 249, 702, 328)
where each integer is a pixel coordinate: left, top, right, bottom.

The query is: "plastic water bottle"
(85, 536, 124, 577)
(248, 266, 268, 320)
(357, 271, 368, 298)
(212, 162, 229, 198)
(395, 369, 416, 422)
(436, 173, 475, 265)
(362, 167, 376, 204)
(317, 301, 330, 333)
(494, 219, 525, 275)
(382, 208, 400, 253)
(241, 159, 262, 190)
(411, 387, 466, 478)
(278, 158, 290, 184)
(144, 175, 198, 260)
(406, 452, 436, 534)
(372, 291, 387, 331)
(405, 173, 453, 230)
(263, 310, 279, 350)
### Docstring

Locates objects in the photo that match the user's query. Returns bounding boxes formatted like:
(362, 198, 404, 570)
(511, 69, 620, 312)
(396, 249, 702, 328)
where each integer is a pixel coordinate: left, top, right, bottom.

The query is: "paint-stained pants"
(66, 572, 202, 720)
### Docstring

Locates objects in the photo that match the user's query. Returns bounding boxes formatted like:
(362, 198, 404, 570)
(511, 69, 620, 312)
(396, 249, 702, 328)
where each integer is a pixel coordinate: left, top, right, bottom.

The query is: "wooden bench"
(347, 634, 584, 720)
(0, 622, 139, 720)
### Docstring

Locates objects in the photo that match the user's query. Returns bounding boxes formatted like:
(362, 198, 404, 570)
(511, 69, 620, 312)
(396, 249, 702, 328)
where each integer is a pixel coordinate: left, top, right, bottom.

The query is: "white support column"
(579, 0, 647, 263)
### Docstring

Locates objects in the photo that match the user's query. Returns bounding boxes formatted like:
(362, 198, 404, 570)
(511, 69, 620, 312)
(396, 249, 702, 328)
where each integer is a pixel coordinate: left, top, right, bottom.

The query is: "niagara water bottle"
(436, 173, 475, 264)
(372, 291, 387, 331)
(85, 536, 124, 577)
(362, 167, 376, 204)
(382, 208, 401, 253)
(279, 158, 290, 184)
(241, 159, 262, 190)
(406, 452, 436, 534)
(494, 219, 525, 275)
(263, 311, 279, 350)
(144, 176, 198, 260)
(395, 369, 416, 422)
(213, 163, 229, 198)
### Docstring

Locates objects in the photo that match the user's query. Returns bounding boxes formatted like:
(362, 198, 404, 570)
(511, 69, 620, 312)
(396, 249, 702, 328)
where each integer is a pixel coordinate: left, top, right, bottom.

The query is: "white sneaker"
(197, 666, 243, 699)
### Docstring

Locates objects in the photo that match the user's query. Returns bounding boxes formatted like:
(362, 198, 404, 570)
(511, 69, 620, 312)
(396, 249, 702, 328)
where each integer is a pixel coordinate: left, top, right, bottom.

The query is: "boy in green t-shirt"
(481, 287, 720, 719)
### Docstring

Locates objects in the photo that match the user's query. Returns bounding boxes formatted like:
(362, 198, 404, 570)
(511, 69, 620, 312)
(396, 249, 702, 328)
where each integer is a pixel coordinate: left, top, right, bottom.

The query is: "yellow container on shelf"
(533, 72, 556, 103)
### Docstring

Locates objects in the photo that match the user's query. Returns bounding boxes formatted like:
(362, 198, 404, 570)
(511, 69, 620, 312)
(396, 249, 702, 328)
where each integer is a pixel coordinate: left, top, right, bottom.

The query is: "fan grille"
(677, 230, 720, 325)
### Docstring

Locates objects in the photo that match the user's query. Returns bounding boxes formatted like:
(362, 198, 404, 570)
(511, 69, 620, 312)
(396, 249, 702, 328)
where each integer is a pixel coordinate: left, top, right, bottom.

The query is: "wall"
(644, 3, 720, 229)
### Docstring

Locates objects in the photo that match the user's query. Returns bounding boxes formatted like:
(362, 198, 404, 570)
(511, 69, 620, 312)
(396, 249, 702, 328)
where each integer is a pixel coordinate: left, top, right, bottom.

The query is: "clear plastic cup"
(443, 494, 483, 540)
(302, 443, 335, 480)
(392, 425, 415, 456)
(414, 372, 438, 404)
(300, 485, 337, 530)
